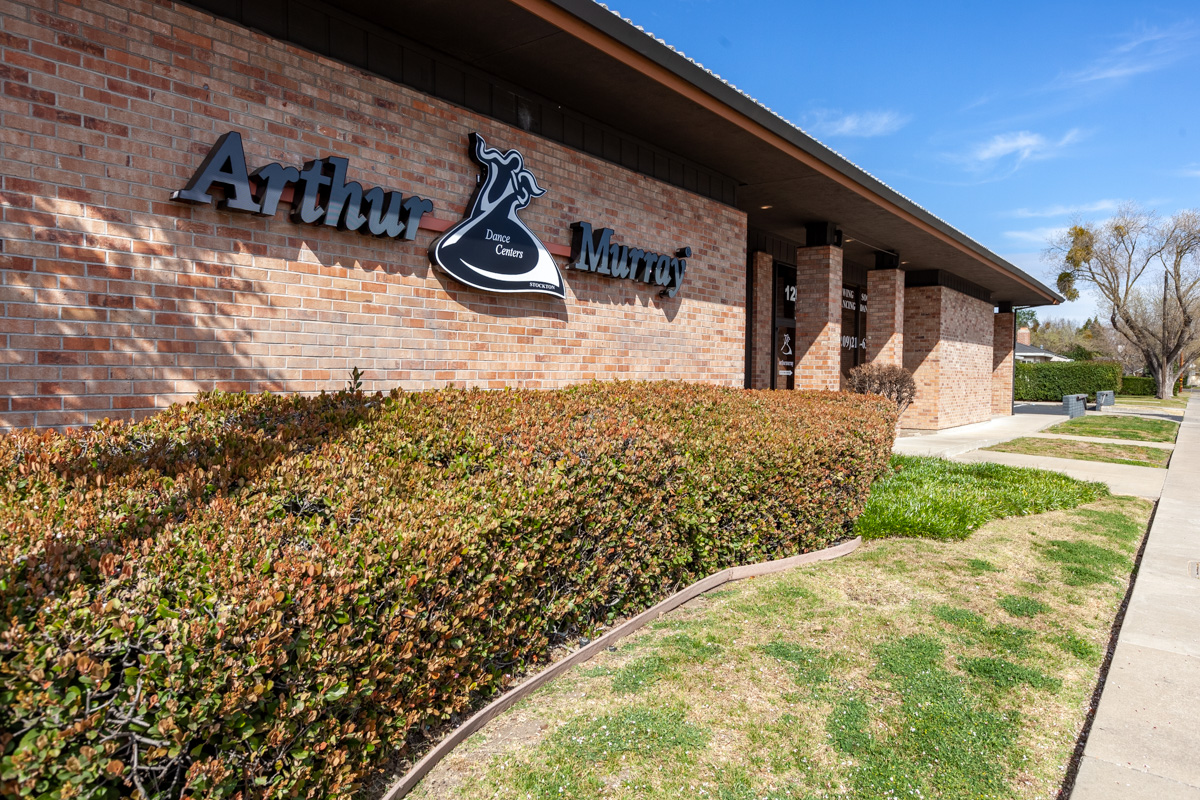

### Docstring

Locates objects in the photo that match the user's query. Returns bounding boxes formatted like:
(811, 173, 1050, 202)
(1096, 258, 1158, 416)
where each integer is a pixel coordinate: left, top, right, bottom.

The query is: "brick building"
(0, 0, 1060, 432)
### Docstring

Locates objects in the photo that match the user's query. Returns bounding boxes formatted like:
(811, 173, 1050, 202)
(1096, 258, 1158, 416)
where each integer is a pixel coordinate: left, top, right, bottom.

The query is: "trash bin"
(1062, 394, 1087, 418)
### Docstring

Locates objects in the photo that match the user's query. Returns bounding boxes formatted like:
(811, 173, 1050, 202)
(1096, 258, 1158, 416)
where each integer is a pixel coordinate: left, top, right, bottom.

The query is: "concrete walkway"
(894, 405, 1066, 458)
(893, 406, 1170, 499)
(1071, 392, 1200, 799)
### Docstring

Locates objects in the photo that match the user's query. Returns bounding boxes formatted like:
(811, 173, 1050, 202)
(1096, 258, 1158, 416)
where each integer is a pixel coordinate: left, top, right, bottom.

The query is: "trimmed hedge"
(1120, 376, 1156, 396)
(0, 382, 895, 799)
(1120, 375, 1184, 397)
(1013, 361, 1122, 401)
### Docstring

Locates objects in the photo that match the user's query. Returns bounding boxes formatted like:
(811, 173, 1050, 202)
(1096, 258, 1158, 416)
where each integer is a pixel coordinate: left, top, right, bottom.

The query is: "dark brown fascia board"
(526, 0, 1062, 306)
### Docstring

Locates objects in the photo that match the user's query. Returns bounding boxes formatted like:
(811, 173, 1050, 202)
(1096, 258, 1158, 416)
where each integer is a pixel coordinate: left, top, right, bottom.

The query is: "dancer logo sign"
(431, 133, 565, 298)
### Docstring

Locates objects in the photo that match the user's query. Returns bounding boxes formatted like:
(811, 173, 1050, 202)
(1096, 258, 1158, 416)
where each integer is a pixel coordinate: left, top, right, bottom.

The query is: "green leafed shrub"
(1013, 361, 1122, 401)
(1120, 375, 1183, 396)
(1120, 376, 1156, 396)
(0, 381, 894, 799)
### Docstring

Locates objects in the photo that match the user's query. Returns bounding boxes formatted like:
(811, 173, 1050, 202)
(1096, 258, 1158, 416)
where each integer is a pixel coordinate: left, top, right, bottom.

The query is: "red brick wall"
(992, 311, 1014, 415)
(0, 0, 747, 431)
(865, 268, 903, 366)
(793, 245, 841, 391)
(901, 285, 994, 429)
(749, 251, 772, 389)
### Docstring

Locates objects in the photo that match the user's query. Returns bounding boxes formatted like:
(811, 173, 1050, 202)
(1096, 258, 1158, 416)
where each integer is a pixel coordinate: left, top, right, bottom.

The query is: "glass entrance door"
(840, 283, 867, 378)
(772, 263, 796, 390)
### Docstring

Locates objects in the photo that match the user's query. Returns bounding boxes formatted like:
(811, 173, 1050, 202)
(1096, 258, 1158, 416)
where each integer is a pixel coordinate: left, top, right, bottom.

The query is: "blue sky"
(608, 0, 1199, 322)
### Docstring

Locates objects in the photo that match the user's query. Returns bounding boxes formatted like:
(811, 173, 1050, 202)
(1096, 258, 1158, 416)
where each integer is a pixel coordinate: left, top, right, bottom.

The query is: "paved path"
(1071, 392, 1200, 799)
(894, 407, 1066, 458)
(894, 406, 1171, 499)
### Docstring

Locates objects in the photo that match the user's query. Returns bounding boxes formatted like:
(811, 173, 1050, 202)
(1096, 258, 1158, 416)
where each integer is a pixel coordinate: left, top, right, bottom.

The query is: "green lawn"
(1045, 414, 1179, 443)
(406, 470, 1149, 800)
(852, 455, 1108, 541)
(1114, 393, 1189, 410)
(986, 437, 1171, 468)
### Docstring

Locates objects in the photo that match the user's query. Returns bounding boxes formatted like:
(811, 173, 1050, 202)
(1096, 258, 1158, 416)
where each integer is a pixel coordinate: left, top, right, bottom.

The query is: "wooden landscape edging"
(379, 536, 862, 800)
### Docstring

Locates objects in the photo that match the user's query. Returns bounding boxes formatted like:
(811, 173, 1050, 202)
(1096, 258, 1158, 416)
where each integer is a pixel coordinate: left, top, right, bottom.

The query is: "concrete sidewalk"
(894, 405, 1066, 458)
(893, 405, 1170, 499)
(1071, 392, 1200, 799)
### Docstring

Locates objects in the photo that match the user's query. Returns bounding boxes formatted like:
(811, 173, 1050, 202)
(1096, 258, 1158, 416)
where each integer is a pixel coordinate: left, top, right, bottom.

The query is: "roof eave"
(544, 0, 1063, 306)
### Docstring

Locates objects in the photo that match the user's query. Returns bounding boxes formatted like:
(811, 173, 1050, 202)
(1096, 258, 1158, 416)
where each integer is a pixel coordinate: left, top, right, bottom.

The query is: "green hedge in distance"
(1120, 376, 1156, 396)
(1013, 361, 1122, 401)
(1120, 375, 1185, 397)
(0, 382, 895, 799)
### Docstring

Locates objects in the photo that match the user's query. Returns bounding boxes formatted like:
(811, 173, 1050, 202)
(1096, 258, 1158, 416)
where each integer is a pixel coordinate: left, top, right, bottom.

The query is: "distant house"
(1015, 327, 1071, 363)
(1015, 343, 1071, 363)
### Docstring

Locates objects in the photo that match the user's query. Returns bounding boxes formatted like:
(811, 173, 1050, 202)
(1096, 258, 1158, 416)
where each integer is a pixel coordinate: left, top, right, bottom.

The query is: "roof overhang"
(245, 0, 1066, 306)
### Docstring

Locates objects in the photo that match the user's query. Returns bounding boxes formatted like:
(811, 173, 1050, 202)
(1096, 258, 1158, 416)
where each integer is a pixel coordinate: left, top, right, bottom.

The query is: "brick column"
(794, 244, 842, 391)
(992, 311, 1015, 415)
(866, 269, 904, 366)
(902, 286, 941, 429)
(901, 284, 996, 430)
(749, 251, 774, 389)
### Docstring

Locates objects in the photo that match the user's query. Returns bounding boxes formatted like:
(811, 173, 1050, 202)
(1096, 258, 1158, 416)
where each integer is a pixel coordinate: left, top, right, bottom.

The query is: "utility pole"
(1162, 270, 1169, 399)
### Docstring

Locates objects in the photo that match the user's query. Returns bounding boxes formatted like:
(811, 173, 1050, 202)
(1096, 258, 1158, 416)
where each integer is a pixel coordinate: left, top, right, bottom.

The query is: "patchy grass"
(998, 595, 1050, 618)
(759, 641, 834, 687)
(1047, 630, 1101, 661)
(854, 456, 1107, 541)
(985, 437, 1171, 468)
(959, 657, 1061, 692)
(499, 705, 709, 799)
(1072, 509, 1144, 544)
(611, 632, 723, 694)
(1038, 539, 1131, 586)
(1046, 414, 1179, 443)
(408, 493, 1151, 800)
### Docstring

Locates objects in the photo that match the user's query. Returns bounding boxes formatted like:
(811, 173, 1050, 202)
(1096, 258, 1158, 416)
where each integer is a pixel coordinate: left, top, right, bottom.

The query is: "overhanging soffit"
(271, 0, 1064, 306)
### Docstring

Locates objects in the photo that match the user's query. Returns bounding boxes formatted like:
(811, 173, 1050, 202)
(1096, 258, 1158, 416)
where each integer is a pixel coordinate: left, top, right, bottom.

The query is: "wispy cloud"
(1004, 226, 1068, 246)
(805, 109, 911, 138)
(1183, 164, 1200, 177)
(952, 128, 1084, 175)
(1054, 24, 1195, 88)
(977, 129, 1083, 162)
(1003, 199, 1120, 219)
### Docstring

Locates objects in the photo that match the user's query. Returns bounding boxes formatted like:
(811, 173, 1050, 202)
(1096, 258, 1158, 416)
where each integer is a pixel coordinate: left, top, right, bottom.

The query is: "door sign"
(431, 133, 565, 298)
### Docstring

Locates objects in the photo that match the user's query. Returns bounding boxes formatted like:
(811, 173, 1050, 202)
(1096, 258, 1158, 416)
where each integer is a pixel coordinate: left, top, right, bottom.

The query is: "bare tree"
(1051, 204, 1200, 399)
(1087, 321, 1146, 374)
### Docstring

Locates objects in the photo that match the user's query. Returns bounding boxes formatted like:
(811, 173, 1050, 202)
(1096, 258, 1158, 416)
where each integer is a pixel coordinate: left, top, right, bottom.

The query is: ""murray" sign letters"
(569, 222, 691, 298)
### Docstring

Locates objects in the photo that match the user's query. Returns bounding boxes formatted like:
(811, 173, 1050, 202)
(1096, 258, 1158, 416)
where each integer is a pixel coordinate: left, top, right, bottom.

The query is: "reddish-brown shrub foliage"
(847, 363, 917, 413)
(0, 382, 895, 799)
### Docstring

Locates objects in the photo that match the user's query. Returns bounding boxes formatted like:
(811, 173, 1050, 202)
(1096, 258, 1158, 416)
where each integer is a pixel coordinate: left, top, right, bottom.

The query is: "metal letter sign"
(569, 222, 690, 298)
(171, 131, 434, 241)
(431, 133, 565, 298)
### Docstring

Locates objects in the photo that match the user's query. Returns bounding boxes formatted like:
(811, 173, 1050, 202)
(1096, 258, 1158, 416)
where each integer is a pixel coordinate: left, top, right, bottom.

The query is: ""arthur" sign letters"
(171, 132, 433, 240)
